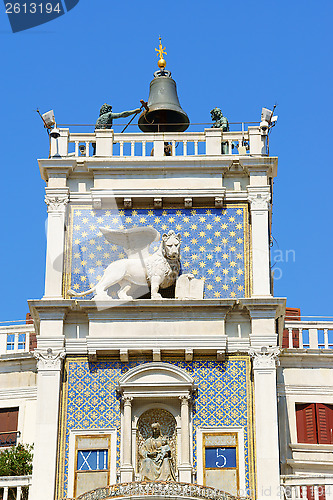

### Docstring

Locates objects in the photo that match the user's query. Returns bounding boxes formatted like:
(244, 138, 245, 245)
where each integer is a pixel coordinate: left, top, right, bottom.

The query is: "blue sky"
(0, 0, 332, 321)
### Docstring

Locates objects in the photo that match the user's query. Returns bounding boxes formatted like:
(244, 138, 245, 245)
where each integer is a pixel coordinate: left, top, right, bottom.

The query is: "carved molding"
(122, 395, 133, 405)
(34, 348, 66, 371)
(247, 187, 271, 211)
(179, 394, 191, 405)
(44, 194, 69, 213)
(76, 481, 241, 500)
(249, 347, 280, 369)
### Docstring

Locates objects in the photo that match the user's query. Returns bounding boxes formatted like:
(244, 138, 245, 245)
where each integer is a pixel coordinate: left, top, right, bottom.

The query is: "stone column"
(247, 186, 271, 296)
(30, 349, 65, 500)
(120, 396, 134, 482)
(250, 348, 280, 500)
(44, 188, 69, 299)
(178, 395, 192, 483)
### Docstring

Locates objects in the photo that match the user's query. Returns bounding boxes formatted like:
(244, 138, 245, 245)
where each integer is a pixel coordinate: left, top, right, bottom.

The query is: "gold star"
(89, 239, 96, 245)
(111, 245, 117, 251)
(237, 269, 244, 275)
(191, 269, 198, 275)
(148, 210, 154, 216)
(89, 253, 95, 259)
(230, 292, 236, 298)
(230, 276, 237, 283)
(191, 209, 197, 215)
(199, 216, 206, 223)
(206, 254, 213, 260)
(81, 246, 87, 252)
(214, 216, 221, 222)
(154, 217, 161, 223)
(207, 284, 213, 290)
(76, 210, 82, 216)
(215, 276, 222, 282)
(229, 261, 237, 267)
(222, 210, 227, 215)
(199, 261, 205, 268)
(229, 231, 236, 237)
(88, 268, 95, 275)
(191, 224, 197, 230)
(125, 217, 132, 223)
(191, 254, 198, 261)
(74, 239, 81, 245)
(215, 246, 222, 252)
(97, 217, 103, 223)
(96, 260, 102, 266)
(162, 210, 168, 216)
(162, 224, 168, 230)
(222, 269, 229, 275)
(214, 291, 221, 298)
(222, 284, 229, 291)
(237, 238, 243, 244)
(184, 246, 190, 252)
(183, 216, 190, 222)
(90, 211, 95, 216)
(207, 269, 214, 275)
(236, 253, 243, 260)
(74, 224, 81, 231)
(238, 285, 244, 291)
(112, 217, 119, 223)
(229, 216, 235, 222)
(82, 218, 89, 223)
(81, 260, 87, 266)
(118, 253, 125, 259)
(191, 238, 198, 244)
(222, 253, 229, 260)
(214, 231, 221, 237)
(103, 252, 110, 258)
(74, 268, 80, 274)
(89, 225, 96, 231)
(199, 231, 206, 238)
(176, 210, 182, 216)
(139, 217, 146, 223)
(215, 262, 221, 267)
(80, 276, 87, 282)
(184, 231, 190, 237)
(206, 210, 212, 215)
(207, 238, 213, 244)
(105, 211, 111, 216)
(236, 209, 242, 215)
(206, 223, 213, 230)
(73, 283, 80, 290)
(221, 223, 228, 230)
(168, 217, 175, 223)
(176, 224, 182, 230)
(96, 245, 102, 251)
(199, 246, 206, 252)
(183, 261, 190, 268)
(236, 223, 243, 230)
(132, 210, 138, 216)
(119, 210, 125, 216)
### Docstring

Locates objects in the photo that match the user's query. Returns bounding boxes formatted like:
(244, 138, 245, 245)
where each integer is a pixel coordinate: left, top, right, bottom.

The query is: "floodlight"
(42, 110, 56, 128)
(271, 115, 278, 123)
(50, 128, 60, 139)
(261, 107, 273, 122)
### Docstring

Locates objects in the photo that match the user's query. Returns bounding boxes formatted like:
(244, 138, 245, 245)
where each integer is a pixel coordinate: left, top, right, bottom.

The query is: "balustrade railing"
(0, 476, 32, 500)
(283, 321, 333, 350)
(280, 475, 333, 500)
(51, 126, 267, 159)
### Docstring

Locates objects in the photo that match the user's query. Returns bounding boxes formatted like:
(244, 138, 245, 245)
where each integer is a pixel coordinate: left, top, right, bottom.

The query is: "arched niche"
(118, 362, 194, 484)
(225, 305, 251, 338)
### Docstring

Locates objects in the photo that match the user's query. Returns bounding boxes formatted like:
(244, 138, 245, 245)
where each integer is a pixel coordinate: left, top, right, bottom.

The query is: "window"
(296, 403, 333, 444)
(0, 407, 19, 447)
(6, 334, 15, 351)
(18, 334, 26, 350)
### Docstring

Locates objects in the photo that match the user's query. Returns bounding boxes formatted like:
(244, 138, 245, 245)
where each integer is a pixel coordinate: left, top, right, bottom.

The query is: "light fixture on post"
(260, 106, 278, 135)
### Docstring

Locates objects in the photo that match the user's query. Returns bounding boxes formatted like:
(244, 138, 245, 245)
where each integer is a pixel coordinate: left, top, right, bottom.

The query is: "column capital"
(249, 347, 280, 369)
(247, 186, 271, 211)
(179, 394, 191, 404)
(34, 348, 66, 371)
(122, 395, 133, 405)
(44, 188, 69, 213)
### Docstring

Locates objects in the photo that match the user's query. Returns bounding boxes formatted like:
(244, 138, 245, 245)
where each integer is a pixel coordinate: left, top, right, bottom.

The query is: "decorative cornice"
(33, 348, 65, 371)
(249, 347, 280, 369)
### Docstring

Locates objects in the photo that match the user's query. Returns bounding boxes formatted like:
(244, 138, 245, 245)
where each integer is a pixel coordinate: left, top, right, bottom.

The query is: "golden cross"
(155, 36, 167, 59)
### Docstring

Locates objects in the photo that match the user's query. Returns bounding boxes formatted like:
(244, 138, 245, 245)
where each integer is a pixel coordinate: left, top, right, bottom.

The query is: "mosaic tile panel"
(64, 206, 250, 300)
(57, 357, 252, 499)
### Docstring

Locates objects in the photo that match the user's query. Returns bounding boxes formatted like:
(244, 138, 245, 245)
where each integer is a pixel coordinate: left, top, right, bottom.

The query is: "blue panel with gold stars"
(64, 205, 250, 299)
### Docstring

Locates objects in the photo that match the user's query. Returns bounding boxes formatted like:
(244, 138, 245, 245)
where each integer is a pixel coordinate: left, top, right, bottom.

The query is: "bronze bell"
(138, 70, 190, 133)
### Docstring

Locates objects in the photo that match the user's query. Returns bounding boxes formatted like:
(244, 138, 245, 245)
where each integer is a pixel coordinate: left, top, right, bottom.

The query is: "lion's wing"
(100, 226, 160, 259)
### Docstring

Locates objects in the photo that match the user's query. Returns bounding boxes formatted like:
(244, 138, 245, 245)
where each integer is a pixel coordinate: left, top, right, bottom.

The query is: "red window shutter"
(316, 403, 333, 444)
(307, 486, 326, 500)
(0, 408, 19, 432)
(296, 403, 317, 443)
(282, 308, 301, 348)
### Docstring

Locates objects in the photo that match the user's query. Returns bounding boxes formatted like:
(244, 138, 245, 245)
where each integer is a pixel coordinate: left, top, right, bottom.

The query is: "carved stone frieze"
(249, 347, 280, 369)
(34, 348, 66, 371)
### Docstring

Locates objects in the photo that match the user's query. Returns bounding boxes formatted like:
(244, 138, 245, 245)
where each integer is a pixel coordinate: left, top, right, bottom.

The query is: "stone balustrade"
(0, 475, 32, 500)
(283, 321, 333, 350)
(280, 474, 333, 500)
(50, 126, 268, 159)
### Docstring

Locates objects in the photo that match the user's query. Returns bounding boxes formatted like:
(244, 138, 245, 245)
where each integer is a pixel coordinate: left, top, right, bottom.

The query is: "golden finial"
(155, 36, 167, 70)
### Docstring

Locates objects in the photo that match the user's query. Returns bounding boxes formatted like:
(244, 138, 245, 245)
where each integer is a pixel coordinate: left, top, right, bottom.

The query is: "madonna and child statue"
(139, 422, 176, 481)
